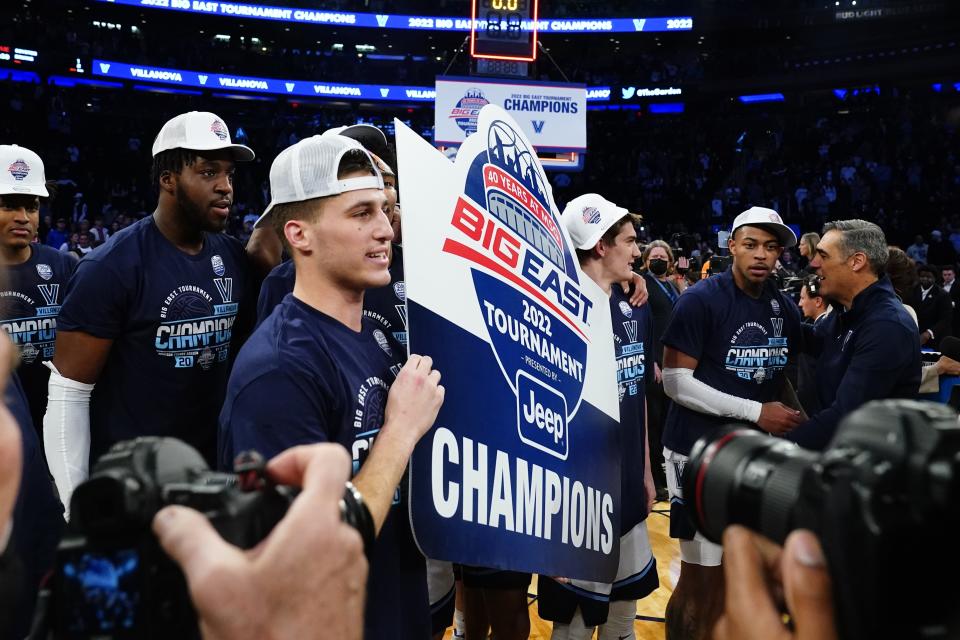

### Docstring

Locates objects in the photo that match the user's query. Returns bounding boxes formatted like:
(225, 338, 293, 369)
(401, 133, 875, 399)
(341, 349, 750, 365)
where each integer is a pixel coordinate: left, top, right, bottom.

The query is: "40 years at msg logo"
(450, 116, 591, 461)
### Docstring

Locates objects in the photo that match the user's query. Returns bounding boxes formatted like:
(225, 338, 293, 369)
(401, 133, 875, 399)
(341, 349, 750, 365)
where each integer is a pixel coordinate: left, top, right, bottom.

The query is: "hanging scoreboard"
(470, 0, 540, 62)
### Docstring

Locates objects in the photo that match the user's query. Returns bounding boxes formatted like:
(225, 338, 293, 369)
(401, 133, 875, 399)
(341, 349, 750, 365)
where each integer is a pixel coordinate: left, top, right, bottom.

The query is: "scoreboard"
(470, 0, 540, 62)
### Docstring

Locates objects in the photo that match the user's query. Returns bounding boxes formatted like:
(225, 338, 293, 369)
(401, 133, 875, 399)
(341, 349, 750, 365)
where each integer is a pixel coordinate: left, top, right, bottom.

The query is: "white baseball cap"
(255, 134, 384, 229)
(731, 206, 797, 248)
(561, 193, 631, 250)
(0, 144, 49, 197)
(152, 111, 255, 161)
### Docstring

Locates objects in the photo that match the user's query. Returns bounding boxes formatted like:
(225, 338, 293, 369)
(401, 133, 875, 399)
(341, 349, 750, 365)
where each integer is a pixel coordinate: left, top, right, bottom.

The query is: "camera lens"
(684, 427, 818, 544)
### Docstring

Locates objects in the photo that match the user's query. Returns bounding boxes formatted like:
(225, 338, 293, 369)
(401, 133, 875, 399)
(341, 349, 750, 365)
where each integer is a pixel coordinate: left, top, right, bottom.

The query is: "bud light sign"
(397, 105, 621, 581)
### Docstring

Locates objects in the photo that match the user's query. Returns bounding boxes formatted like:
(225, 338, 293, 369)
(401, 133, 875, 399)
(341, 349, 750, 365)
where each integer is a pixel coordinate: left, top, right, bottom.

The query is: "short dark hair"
(942, 264, 956, 274)
(150, 148, 199, 190)
(575, 213, 641, 263)
(917, 264, 938, 278)
(270, 149, 376, 249)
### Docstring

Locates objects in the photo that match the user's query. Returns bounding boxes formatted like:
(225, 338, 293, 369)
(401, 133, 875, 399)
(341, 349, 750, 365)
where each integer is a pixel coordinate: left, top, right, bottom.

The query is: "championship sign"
(397, 105, 621, 581)
(434, 77, 587, 152)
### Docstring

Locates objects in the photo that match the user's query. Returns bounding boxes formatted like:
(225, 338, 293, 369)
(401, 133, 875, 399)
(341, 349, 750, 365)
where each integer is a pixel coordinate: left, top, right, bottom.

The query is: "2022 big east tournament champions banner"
(396, 105, 621, 581)
(435, 77, 586, 153)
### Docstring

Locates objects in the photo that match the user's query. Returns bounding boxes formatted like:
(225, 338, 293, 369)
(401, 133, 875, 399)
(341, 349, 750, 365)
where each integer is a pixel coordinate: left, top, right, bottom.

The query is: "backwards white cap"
(255, 134, 383, 229)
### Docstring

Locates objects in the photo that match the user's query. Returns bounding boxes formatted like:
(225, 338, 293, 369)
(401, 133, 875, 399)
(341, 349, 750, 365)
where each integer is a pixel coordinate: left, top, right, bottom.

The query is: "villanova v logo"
(395, 304, 408, 329)
(37, 284, 59, 306)
(623, 320, 638, 343)
(531, 120, 545, 133)
(214, 278, 233, 303)
(771, 317, 784, 338)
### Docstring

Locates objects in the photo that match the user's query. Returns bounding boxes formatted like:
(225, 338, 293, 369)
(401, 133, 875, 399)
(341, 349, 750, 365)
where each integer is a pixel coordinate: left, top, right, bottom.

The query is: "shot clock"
(470, 0, 539, 62)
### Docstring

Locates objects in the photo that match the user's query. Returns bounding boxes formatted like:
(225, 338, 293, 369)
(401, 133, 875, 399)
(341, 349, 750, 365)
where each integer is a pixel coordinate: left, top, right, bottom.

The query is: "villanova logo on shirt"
(393, 281, 406, 301)
(7, 159, 29, 181)
(36, 264, 53, 281)
(725, 321, 789, 384)
(210, 119, 229, 141)
(618, 300, 633, 318)
(211, 254, 225, 277)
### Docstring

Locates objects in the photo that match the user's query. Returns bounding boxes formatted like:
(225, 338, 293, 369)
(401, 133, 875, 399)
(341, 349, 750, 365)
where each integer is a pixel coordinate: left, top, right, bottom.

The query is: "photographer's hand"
(713, 526, 837, 640)
(153, 444, 366, 640)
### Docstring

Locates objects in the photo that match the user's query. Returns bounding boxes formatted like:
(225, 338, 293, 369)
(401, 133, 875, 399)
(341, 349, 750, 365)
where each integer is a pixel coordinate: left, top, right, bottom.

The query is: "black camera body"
(43, 437, 295, 640)
(685, 400, 960, 639)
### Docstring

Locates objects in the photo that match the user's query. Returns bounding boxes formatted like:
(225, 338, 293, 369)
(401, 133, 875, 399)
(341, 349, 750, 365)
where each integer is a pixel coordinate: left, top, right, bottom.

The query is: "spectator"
(886, 247, 920, 326)
(89, 216, 110, 245)
(912, 263, 953, 349)
(46, 218, 68, 250)
(906, 234, 929, 264)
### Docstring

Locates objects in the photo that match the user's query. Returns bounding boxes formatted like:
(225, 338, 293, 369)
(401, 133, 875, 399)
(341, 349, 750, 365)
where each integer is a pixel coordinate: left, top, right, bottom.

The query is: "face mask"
(648, 258, 669, 276)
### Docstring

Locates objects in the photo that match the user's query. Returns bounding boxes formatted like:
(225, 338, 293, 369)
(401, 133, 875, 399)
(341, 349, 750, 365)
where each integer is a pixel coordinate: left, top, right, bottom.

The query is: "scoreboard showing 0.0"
(470, 0, 540, 62)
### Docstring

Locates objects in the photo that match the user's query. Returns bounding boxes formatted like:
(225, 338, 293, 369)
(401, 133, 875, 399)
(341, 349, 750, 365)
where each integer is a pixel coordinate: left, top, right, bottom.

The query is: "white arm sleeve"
(662, 367, 762, 424)
(42, 362, 94, 520)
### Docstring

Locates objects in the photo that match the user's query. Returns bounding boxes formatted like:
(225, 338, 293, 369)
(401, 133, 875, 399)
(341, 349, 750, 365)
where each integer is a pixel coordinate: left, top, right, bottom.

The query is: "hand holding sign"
(383, 354, 445, 448)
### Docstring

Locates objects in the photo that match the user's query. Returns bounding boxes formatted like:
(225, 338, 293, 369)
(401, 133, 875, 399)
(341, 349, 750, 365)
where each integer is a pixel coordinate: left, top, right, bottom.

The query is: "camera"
(33, 437, 373, 640)
(683, 400, 960, 639)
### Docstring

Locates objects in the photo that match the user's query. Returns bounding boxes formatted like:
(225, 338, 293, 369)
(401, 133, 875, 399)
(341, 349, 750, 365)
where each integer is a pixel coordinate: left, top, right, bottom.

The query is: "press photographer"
(28, 439, 371, 640)
(685, 399, 960, 640)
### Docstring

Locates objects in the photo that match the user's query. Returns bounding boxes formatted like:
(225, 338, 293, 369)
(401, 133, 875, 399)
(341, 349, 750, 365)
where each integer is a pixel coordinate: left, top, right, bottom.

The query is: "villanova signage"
(398, 105, 621, 581)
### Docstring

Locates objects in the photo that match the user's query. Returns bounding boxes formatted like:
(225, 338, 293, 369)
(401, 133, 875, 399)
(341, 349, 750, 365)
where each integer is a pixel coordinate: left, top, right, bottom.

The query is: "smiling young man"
(42, 111, 281, 516)
(536, 194, 659, 640)
(0, 145, 77, 437)
(660, 206, 803, 640)
(218, 134, 444, 640)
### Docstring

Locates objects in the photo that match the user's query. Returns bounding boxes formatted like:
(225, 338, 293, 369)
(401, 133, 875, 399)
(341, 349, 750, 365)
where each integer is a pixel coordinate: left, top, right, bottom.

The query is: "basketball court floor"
(443, 500, 678, 640)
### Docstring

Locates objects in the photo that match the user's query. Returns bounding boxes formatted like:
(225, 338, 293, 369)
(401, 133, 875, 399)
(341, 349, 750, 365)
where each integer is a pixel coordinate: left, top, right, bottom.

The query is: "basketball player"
(255, 125, 407, 351)
(218, 134, 444, 639)
(660, 206, 803, 639)
(0, 144, 76, 438)
(42, 111, 281, 517)
(538, 194, 659, 640)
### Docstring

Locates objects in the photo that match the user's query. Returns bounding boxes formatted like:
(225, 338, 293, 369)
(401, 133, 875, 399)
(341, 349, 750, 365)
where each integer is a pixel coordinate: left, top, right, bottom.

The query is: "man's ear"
(849, 251, 868, 273)
(594, 239, 608, 258)
(158, 170, 177, 196)
(284, 219, 312, 254)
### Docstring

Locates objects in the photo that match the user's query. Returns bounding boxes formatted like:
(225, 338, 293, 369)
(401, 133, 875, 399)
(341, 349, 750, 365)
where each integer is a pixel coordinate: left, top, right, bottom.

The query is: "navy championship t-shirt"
(0, 244, 76, 433)
(57, 216, 247, 466)
(661, 269, 801, 455)
(255, 244, 409, 352)
(219, 294, 430, 640)
(610, 286, 653, 534)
